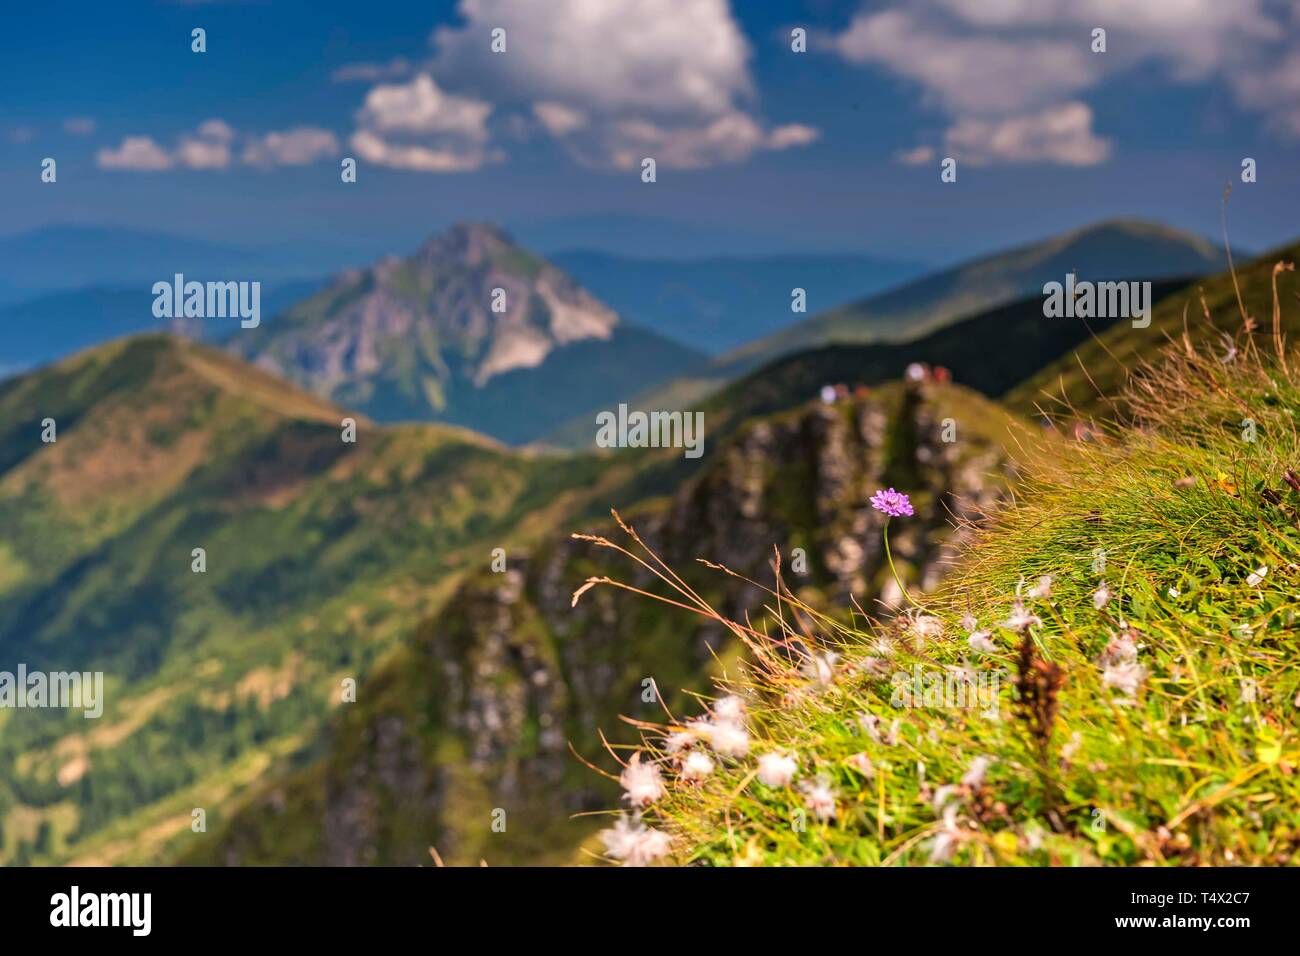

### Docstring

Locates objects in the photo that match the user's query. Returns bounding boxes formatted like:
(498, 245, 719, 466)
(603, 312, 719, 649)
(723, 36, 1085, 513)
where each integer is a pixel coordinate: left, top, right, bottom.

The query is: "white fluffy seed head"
(801, 778, 837, 821)
(706, 719, 750, 758)
(619, 753, 665, 808)
(756, 752, 798, 787)
(712, 694, 746, 723)
(1093, 583, 1111, 610)
(961, 755, 992, 789)
(680, 750, 715, 782)
(599, 816, 672, 867)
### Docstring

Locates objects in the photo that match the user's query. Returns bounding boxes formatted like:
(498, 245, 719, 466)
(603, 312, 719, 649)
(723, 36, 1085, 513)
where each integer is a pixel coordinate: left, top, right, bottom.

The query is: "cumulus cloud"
(767, 123, 820, 150)
(946, 102, 1111, 165)
(1231, 49, 1300, 137)
(349, 73, 496, 172)
(432, 0, 753, 119)
(351, 128, 492, 172)
(98, 119, 338, 171)
(356, 73, 490, 138)
(532, 101, 588, 137)
(599, 112, 818, 170)
(97, 136, 175, 171)
(175, 119, 235, 169)
(894, 145, 935, 166)
(834, 10, 1095, 116)
(242, 127, 341, 167)
(829, 0, 1299, 165)
(340, 0, 814, 172)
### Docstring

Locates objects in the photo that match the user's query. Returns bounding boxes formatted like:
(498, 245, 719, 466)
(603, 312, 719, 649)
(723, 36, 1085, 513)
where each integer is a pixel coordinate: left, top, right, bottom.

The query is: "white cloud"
(1231, 49, 1300, 137)
(175, 138, 230, 169)
(932, 0, 1278, 74)
(594, 113, 819, 171)
(196, 118, 236, 143)
(433, 0, 751, 117)
(242, 127, 340, 167)
(176, 119, 234, 169)
(834, 10, 1095, 115)
(403, 0, 815, 170)
(829, 0, 1300, 165)
(946, 102, 1112, 165)
(98, 119, 339, 172)
(767, 123, 820, 150)
(356, 73, 490, 138)
(532, 101, 588, 137)
(350, 73, 495, 172)
(350, 128, 493, 172)
(96, 136, 174, 171)
(63, 117, 96, 136)
(602, 112, 754, 170)
(894, 145, 935, 166)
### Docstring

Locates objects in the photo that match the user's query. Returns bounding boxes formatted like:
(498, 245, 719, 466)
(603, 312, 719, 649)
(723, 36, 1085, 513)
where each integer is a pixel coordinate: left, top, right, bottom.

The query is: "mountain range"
(0, 227, 351, 307)
(0, 333, 616, 864)
(0, 215, 1270, 867)
(562, 220, 1233, 445)
(3, 219, 1226, 450)
(550, 249, 927, 353)
(225, 223, 707, 444)
(0, 279, 325, 376)
(185, 376, 1020, 866)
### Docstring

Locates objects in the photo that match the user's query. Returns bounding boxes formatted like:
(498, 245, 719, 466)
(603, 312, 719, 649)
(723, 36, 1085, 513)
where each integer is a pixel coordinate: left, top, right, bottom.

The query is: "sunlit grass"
(580, 275, 1300, 867)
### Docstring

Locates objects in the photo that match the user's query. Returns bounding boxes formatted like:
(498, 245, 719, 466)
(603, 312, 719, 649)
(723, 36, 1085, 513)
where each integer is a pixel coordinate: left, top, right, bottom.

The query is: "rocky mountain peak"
(228, 222, 642, 433)
(412, 221, 515, 267)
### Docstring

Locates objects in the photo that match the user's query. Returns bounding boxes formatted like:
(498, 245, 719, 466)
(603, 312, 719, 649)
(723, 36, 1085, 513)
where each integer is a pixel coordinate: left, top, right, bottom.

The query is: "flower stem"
(882, 519, 923, 609)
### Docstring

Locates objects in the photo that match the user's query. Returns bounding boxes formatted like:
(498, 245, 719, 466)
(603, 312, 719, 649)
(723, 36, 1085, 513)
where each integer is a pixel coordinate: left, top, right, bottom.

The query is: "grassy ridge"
(0, 334, 616, 865)
(593, 295, 1300, 866)
(191, 381, 1022, 866)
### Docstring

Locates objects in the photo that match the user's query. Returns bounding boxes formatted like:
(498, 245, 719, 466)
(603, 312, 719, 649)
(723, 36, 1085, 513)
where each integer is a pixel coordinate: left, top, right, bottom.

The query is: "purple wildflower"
(870, 487, 914, 518)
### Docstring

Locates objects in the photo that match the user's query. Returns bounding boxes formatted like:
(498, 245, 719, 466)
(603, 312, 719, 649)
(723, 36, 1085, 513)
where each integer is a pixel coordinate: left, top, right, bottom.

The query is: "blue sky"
(3, 0, 1300, 263)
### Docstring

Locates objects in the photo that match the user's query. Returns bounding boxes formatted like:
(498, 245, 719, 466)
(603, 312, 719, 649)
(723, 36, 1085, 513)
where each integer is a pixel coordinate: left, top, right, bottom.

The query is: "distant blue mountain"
(550, 250, 927, 353)
(0, 227, 271, 297)
(0, 226, 374, 302)
(0, 278, 326, 375)
(513, 214, 921, 261)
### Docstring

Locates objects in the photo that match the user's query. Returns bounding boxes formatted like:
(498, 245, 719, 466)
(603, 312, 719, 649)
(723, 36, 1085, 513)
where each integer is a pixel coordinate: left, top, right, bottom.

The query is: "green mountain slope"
(736, 220, 1225, 359)
(549, 250, 928, 354)
(1004, 240, 1300, 419)
(590, 220, 1229, 436)
(228, 222, 707, 444)
(191, 376, 1024, 866)
(0, 334, 614, 865)
(543, 277, 1191, 451)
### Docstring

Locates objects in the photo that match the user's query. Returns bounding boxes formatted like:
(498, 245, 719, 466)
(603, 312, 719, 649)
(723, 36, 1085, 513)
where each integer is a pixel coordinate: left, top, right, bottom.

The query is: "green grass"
(192, 375, 1021, 865)
(591, 308, 1300, 866)
(0, 334, 626, 865)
